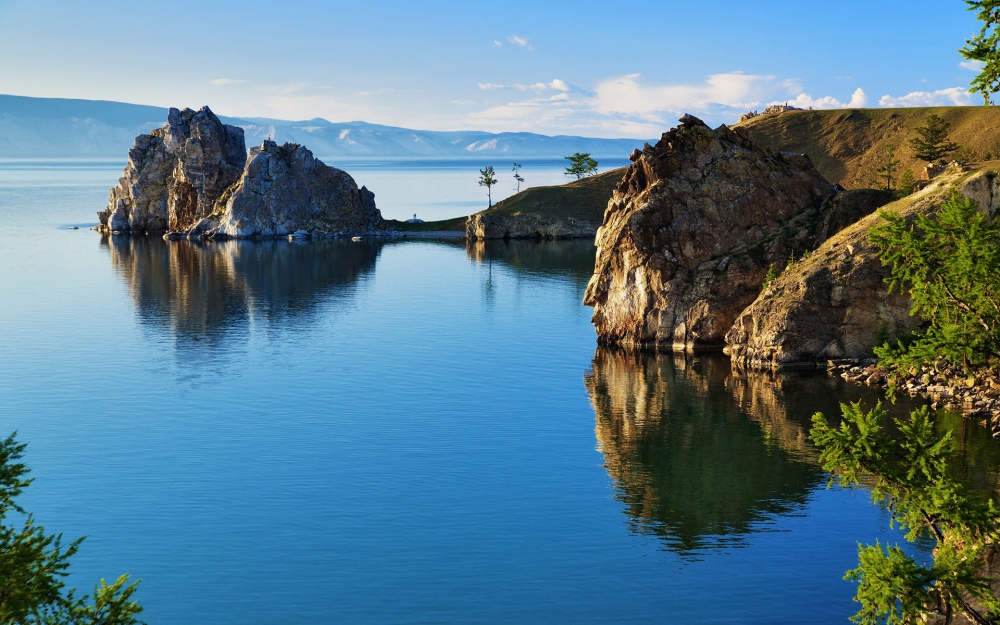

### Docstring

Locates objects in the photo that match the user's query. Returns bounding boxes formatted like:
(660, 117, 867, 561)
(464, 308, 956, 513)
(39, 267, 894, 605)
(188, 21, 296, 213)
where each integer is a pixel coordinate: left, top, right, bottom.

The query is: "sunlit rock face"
(584, 348, 821, 553)
(583, 114, 835, 350)
(725, 169, 1000, 368)
(210, 140, 383, 238)
(99, 107, 246, 233)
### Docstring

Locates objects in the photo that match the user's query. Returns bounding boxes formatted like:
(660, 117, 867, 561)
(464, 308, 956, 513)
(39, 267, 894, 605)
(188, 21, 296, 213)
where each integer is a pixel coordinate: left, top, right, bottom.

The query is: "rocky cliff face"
(203, 140, 382, 238)
(98, 107, 245, 233)
(583, 114, 836, 350)
(466, 212, 596, 240)
(725, 168, 1000, 368)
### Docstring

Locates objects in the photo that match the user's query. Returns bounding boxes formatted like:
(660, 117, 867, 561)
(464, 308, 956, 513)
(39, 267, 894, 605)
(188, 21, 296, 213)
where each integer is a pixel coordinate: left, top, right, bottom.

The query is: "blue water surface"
(0, 161, 994, 624)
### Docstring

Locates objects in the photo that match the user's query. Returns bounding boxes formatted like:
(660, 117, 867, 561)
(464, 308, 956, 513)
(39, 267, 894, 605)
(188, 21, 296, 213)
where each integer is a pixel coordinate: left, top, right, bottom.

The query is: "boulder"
(466, 212, 596, 240)
(725, 168, 1000, 368)
(98, 107, 245, 233)
(583, 114, 836, 350)
(210, 140, 383, 238)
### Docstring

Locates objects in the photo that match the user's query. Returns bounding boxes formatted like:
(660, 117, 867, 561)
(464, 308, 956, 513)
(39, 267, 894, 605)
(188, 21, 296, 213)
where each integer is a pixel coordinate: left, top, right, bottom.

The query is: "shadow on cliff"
(586, 349, 1000, 555)
(101, 235, 382, 351)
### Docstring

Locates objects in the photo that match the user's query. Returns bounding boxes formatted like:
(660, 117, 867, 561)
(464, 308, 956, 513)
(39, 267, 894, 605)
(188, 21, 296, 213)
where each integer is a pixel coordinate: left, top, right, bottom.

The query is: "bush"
(869, 189, 1000, 383)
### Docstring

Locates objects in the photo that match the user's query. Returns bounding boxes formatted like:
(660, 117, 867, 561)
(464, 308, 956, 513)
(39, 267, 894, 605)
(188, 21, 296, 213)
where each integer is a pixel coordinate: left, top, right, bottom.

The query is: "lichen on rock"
(583, 114, 837, 351)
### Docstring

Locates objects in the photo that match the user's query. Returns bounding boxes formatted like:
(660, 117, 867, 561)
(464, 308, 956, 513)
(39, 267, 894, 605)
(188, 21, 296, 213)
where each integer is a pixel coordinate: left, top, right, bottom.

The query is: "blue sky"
(0, 0, 985, 137)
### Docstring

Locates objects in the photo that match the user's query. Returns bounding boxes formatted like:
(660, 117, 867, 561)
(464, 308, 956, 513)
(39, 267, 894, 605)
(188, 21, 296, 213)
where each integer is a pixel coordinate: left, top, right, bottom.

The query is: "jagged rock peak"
(206, 140, 383, 238)
(583, 114, 836, 350)
(98, 106, 246, 233)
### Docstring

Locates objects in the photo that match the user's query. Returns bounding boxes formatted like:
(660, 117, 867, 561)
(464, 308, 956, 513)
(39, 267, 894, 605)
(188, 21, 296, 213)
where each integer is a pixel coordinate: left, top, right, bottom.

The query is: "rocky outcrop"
(466, 212, 596, 240)
(203, 140, 382, 238)
(725, 168, 1000, 368)
(583, 114, 836, 350)
(98, 107, 245, 233)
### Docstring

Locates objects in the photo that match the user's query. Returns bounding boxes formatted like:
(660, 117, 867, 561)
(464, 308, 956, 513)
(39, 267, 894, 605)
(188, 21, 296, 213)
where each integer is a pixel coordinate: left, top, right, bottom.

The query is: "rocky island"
(96, 106, 383, 239)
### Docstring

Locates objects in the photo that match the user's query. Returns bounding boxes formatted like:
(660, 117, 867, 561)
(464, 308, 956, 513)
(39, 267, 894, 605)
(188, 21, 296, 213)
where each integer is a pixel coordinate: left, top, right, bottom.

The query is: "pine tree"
(811, 402, 1000, 625)
(564, 153, 598, 179)
(876, 144, 901, 191)
(478, 166, 497, 207)
(910, 114, 959, 163)
(962, 0, 1000, 105)
(0, 433, 144, 624)
(869, 189, 1000, 380)
(898, 169, 916, 197)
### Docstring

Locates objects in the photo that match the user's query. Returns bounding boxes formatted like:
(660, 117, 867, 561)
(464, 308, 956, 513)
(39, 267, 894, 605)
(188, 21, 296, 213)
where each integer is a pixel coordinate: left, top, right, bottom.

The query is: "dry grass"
(738, 107, 1000, 188)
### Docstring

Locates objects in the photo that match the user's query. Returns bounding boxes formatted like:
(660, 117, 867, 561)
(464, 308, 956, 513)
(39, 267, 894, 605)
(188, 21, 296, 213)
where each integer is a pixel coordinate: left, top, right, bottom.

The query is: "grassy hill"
(737, 106, 1000, 189)
(474, 167, 626, 222)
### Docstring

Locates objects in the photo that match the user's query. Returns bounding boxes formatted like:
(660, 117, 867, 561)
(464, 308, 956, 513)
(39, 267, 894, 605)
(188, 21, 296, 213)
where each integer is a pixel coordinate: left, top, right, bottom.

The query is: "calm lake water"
(2, 160, 999, 624)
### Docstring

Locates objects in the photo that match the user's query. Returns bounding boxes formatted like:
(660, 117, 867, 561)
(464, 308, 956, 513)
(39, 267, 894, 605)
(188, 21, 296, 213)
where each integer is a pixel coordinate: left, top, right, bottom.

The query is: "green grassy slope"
(737, 106, 1000, 189)
(474, 167, 626, 222)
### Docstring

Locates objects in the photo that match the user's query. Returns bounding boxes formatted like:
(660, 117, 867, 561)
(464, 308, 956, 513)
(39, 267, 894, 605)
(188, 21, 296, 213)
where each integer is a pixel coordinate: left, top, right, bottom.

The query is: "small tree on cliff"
(564, 153, 598, 179)
(876, 144, 901, 191)
(479, 166, 498, 207)
(898, 169, 916, 197)
(512, 162, 525, 193)
(0, 432, 145, 624)
(811, 402, 1000, 625)
(962, 0, 1000, 105)
(910, 114, 959, 163)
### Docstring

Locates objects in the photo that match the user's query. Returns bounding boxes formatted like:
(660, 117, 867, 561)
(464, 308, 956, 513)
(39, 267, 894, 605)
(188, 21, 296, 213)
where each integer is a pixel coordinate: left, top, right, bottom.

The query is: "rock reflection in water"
(101, 235, 381, 347)
(465, 239, 596, 286)
(585, 348, 824, 554)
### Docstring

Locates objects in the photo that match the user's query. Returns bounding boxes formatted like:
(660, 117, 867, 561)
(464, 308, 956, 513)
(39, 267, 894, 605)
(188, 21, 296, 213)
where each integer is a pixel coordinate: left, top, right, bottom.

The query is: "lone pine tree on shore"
(479, 166, 498, 207)
(910, 114, 959, 163)
(564, 153, 598, 179)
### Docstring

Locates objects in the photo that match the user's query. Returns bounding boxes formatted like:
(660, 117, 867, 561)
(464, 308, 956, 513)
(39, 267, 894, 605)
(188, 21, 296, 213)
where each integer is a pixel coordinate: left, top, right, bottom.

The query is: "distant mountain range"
(0, 94, 648, 160)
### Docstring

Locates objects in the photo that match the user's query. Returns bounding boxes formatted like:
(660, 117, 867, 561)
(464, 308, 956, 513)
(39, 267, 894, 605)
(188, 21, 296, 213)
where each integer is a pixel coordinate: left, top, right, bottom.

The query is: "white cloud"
(210, 78, 246, 85)
(466, 72, 876, 137)
(783, 87, 867, 110)
(480, 79, 569, 92)
(493, 40, 502, 47)
(878, 87, 973, 107)
(960, 60, 985, 71)
(507, 35, 531, 50)
(478, 82, 506, 90)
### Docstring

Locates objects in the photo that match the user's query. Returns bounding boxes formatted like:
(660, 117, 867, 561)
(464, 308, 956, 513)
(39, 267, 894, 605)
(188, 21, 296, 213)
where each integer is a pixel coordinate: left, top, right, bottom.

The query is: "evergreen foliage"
(877, 144, 901, 191)
(0, 432, 143, 625)
(762, 263, 778, 290)
(962, 0, 1000, 105)
(898, 170, 916, 197)
(909, 115, 959, 164)
(811, 402, 1000, 625)
(869, 190, 1000, 381)
(564, 152, 598, 179)
(478, 166, 497, 207)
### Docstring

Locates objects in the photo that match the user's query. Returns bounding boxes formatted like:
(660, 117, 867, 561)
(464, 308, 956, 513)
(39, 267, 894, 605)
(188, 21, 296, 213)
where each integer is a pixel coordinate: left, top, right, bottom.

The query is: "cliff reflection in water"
(587, 349, 1000, 554)
(465, 239, 596, 287)
(585, 349, 826, 554)
(101, 235, 381, 347)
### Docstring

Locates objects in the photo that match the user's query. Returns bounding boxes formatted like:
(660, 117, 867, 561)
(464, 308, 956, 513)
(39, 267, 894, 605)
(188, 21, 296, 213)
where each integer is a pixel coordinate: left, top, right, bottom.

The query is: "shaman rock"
(725, 168, 1000, 368)
(583, 114, 836, 350)
(466, 212, 596, 240)
(98, 107, 245, 233)
(210, 140, 382, 238)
